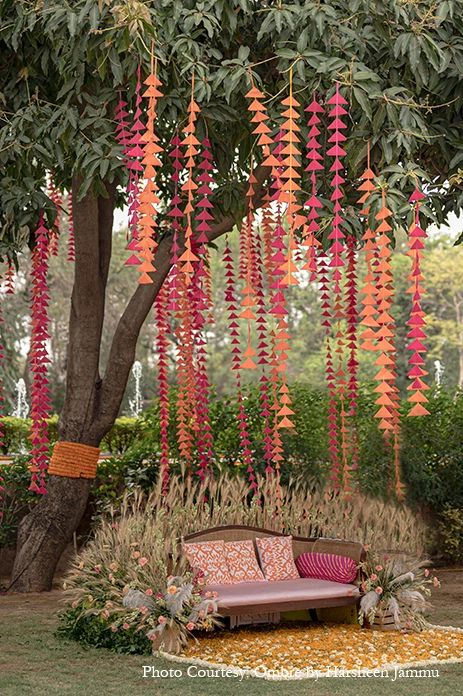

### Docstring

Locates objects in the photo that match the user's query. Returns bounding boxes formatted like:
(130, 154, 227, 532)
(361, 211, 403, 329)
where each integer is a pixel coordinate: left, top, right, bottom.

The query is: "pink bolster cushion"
(295, 552, 357, 584)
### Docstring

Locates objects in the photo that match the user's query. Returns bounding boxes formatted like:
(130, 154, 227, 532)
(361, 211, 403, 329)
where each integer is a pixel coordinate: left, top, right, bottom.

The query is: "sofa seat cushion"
(206, 577, 359, 609)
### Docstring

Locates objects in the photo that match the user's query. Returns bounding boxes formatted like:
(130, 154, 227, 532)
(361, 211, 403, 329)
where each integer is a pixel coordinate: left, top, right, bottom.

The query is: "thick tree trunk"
(10, 165, 270, 592)
(10, 178, 115, 592)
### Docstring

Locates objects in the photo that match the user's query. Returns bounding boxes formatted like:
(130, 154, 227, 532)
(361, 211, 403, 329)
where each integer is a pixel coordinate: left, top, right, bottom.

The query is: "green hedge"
(0, 416, 142, 456)
(119, 386, 463, 510)
(0, 416, 58, 455)
(2, 387, 463, 556)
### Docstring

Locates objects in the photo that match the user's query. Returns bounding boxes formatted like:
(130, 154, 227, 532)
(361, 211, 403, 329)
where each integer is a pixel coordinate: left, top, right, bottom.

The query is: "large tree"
(1, 0, 462, 591)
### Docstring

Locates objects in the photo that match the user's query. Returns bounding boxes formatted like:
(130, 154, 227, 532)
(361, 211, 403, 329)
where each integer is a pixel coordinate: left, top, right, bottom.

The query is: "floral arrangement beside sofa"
(358, 549, 441, 631)
(122, 574, 222, 653)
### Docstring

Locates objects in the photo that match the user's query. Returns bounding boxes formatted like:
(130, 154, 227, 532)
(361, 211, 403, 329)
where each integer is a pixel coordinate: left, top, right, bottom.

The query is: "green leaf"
(353, 86, 372, 120)
(67, 12, 77, 37)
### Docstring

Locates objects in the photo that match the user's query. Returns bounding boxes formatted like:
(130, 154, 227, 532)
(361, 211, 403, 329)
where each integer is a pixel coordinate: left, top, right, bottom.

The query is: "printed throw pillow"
(224, 540, 266, 583)
(255, 536, 299, 581)
(295, 552, 357, 584)
(183, 540, 232, 586)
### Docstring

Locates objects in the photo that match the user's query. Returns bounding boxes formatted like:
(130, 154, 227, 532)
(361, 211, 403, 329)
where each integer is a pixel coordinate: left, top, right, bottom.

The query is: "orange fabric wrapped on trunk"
(47, 441, 100, 479)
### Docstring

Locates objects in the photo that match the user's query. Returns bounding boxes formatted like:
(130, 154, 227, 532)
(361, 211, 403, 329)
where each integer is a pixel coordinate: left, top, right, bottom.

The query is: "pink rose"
(145, 588, 153, 596)
(138, 557, 148, 567)
(375, 565, 383, 572)
(139, 606, 149, 615)
(204, 591, 212, 599)
(186, 622, 196, 631)
(375, 586, 383, 595)
(122, 622, 130, 630)
(370, 573, 378, 581)
(158, 616, 167, 625)
(156, 592, 163, 599)
(132, 551, 141, 559)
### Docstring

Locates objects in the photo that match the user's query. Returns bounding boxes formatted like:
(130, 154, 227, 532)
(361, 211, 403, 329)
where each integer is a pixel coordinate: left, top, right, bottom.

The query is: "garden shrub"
(0, 415, 143, 457)
(57, 607, 152, 654)
(0, 454, 38, 547)
(100, 417, 146, 455)
(0, 416, 58, 455)
(437, 506, 463, 564)
(0, 417, 30, 455)
(2, 387, 463, 551)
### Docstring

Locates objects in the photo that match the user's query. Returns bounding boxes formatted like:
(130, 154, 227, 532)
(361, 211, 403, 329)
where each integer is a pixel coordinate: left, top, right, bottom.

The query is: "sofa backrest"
(183, 524, 365, 564)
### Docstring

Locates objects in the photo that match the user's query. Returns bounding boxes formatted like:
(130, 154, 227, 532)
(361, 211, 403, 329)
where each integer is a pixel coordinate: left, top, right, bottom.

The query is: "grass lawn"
(1, 569, 462, 696)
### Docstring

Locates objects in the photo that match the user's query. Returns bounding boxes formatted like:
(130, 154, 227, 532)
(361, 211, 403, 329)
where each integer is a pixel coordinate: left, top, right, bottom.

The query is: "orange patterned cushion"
(183, 540, 232, 585)
(256, 536, 299, 581)
(224, 540, 266, 583)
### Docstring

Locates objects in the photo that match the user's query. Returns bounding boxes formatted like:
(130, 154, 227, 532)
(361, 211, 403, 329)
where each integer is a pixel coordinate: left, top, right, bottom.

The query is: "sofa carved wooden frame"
(183, 524, 365, 618)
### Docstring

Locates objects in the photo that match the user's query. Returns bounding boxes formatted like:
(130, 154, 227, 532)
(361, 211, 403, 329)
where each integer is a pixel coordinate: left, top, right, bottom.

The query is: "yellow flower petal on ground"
(177, 623, 463, 677)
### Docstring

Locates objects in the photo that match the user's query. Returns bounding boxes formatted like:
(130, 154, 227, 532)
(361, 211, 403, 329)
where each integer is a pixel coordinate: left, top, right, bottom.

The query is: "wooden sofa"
(183, 524, 365, 620)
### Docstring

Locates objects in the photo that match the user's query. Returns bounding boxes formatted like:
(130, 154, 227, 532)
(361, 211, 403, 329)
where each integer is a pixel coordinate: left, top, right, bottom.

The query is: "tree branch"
(94, 165, 270, 437)
(60, 177, 116, 443)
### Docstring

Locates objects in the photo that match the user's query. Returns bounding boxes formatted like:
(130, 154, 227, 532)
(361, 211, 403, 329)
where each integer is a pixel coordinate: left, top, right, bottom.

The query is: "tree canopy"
(1, 0, 463, 260)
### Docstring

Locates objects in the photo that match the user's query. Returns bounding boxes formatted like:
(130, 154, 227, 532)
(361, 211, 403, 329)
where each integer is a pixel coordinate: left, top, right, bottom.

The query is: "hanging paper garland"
(67, 193, 75, 263)
(245, 78, 274, 166)
(224, 241, 257, 491)
(268, 131, 296, 437)
(406, 188, 430, 417)
(154, 284, 170, 493)
(124, 66, 145, 262)
(29, 215, 51, 494)
(47, 175, 61, 257)
(318, 248, 340, 489)
(323, 84, 349, 491)
(302, 95, 324, 280)
(358, 159, 379, 352)
(136, 60, 163, 283)
(372, 195, 398, 431)
(114, 94, 138, 264)
(5, 260, 15, 294)
(192, 138, 215, 480)
(344, 234, 359, 487)
(179, 73, 200, 282)
(166, 132, 184, 314)
(279, 67, 303, 287)
(238, 169, 258, 371)
(174, 273, 196, 469)
(251, 222, 274, 475)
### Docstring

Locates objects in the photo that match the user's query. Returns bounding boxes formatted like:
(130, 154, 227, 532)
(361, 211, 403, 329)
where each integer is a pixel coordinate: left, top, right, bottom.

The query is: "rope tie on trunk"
(47, 441, 100, 479)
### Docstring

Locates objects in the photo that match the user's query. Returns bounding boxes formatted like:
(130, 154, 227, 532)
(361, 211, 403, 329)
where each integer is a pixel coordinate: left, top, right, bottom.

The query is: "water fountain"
(129, 360, 143, 417)
(434, 359, 444, 389)
(12, 378, 29, 418)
